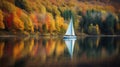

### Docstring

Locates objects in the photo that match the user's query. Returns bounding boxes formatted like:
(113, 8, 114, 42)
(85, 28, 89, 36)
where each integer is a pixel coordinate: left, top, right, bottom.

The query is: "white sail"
(65, 18, 75, 36)
(65, 39, 75, 57)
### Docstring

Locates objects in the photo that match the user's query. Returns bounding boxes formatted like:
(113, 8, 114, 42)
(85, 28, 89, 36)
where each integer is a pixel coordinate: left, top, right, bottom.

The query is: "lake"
(0, 36, 120, 67)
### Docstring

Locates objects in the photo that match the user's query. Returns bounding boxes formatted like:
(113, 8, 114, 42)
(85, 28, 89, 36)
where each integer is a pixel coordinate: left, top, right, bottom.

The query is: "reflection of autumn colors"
(45, 39, 56, 56)
(76, 37, 118, 60)
(30, 39, 38, 56)
(13, 39, 24, 60)
(55, 40, 66, 57)
(0, 37, 119, 66)
(0, 41, 4, 58)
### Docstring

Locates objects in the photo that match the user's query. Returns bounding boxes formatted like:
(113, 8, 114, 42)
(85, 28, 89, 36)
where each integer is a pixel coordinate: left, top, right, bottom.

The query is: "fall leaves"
(0, 10, 5, 29)
(0, 0, 120, 35)
(0, 0, 68, 35)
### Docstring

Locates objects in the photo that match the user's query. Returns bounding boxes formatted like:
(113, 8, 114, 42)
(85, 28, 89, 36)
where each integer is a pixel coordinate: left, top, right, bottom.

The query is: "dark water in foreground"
(0, 36, 120, 67)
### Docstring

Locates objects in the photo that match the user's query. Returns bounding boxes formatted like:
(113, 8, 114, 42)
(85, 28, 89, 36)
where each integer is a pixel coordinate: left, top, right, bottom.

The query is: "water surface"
(0, 36, 120, 67)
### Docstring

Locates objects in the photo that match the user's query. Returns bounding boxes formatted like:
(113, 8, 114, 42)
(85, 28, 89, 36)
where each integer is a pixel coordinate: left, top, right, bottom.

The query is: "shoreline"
(0, 31, 120, 37)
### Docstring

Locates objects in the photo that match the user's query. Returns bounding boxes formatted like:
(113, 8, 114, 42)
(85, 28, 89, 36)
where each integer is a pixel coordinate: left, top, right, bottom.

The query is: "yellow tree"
(20, 12, 34, 32)
(55, 15, 67, 33)
(37, 4, 46, 14)
(52, 5, 60, 16)
(0, 10, 5, 29)
(55, 16, 63, 32)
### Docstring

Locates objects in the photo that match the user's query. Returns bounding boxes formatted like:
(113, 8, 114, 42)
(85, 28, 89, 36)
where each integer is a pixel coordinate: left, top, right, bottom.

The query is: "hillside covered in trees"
(0, 0, 120, 35)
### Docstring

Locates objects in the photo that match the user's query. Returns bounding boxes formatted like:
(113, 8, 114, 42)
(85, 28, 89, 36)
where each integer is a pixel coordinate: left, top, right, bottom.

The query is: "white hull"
(63, 36, 76, 40)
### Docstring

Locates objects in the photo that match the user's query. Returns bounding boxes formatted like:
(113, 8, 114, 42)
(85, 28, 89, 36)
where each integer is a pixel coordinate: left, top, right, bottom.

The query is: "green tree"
(15, 0, 32, 13)
(62, 10, 74, 20)
(42, 24, 47, 33)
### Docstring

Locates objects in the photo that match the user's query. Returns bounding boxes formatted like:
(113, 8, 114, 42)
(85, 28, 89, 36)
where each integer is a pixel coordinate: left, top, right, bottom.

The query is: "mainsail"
(65, 18, 75, 36)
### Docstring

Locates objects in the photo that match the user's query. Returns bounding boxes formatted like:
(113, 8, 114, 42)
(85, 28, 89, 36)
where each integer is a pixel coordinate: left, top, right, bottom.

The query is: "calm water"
(0, 36, 120, 67)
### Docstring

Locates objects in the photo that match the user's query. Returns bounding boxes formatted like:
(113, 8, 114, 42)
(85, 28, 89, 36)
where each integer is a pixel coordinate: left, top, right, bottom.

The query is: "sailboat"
(63, 18, 76, 39)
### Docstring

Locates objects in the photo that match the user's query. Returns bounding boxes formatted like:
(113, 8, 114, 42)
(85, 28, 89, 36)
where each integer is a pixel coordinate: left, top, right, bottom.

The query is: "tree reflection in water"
(76, 37, 118, 60)
(0, 36, 119, 67)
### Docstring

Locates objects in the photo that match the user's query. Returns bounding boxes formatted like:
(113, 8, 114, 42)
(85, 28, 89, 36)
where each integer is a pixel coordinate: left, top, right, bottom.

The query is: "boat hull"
(63, 36, 76, 40)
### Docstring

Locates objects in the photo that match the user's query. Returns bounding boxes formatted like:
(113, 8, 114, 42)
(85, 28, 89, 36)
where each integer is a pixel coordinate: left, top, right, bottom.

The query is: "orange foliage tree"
(40, 13, 56, 34)
(45, 13, 56, 33)
(4, 12, 14, 30)
(13, 12, 24, 31)
(30, 13, 38, 31)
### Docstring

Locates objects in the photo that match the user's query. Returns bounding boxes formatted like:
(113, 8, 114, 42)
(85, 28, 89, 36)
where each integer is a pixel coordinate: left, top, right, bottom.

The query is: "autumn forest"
(0, 0, 120, 35)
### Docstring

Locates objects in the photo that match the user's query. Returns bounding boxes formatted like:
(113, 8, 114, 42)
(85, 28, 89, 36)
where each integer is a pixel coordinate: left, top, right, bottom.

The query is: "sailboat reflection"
(64, 39, 76, 58)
